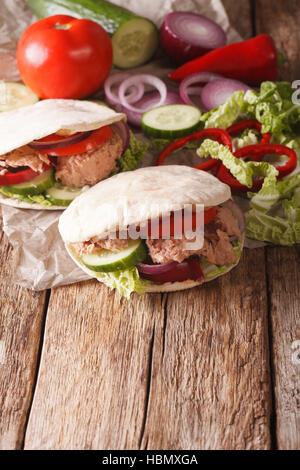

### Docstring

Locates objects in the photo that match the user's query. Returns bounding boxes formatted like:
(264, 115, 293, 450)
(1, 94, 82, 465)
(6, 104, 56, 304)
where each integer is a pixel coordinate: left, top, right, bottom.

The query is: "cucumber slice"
(45, 183, 85, 206)
(112, 18, 159, 69)
(2, 169, 54, 195)
(81, 239, 147, 272)
(141, 104, 202, 139)
(0, 82, 39, 112)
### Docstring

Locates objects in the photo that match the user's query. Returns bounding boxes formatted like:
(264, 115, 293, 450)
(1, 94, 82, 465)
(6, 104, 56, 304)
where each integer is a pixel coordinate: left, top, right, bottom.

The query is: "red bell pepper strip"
(168, 34, 278, 85)
(217, 143, 297, 193)
(156, 128, 232, 172)
(0, 164, 52, 186)
(226, 119, 271, 144)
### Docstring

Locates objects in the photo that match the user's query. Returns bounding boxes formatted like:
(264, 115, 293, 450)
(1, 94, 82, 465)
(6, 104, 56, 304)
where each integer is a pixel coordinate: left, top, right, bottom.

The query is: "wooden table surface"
(0, 0, 299, 451)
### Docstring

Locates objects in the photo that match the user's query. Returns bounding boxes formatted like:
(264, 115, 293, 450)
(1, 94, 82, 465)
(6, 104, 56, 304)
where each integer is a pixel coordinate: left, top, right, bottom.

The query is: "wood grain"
(255, 0, 300, 450)
(0, 214, 47, 450)
(254, 0, 300, 80)
(222, 0, 252, 38)
(266, 247, 300, 450)
(24, 250, 272, 450)
(140, 249, 272, 450)
(24, 281, 163, 449)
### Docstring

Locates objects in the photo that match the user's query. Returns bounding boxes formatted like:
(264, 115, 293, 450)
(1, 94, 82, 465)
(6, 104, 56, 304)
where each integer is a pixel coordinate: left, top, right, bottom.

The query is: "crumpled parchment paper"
(0, 0, 253, 291)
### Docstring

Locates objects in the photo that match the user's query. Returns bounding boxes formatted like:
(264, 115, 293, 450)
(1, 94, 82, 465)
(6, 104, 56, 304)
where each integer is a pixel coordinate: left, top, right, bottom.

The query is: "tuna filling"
(74, 206, 241, 267)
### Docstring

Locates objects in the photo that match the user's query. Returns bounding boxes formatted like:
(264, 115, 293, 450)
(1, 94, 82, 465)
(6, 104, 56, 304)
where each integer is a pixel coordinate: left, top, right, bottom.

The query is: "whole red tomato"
(17, 15, 113, 99)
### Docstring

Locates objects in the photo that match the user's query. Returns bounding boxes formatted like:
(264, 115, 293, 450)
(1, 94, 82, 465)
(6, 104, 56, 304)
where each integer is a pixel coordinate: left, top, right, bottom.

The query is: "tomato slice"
(39, 126, 113, 156)
(138, 207, 217, 238)
(0, 164, 51, 186)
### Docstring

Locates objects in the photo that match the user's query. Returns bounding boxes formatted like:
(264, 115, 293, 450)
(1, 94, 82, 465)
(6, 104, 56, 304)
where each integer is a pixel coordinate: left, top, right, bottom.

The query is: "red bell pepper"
(217, 143, 297, 193)
(169, 34, 278, 85)
(156, 128, 232, 172)
(226, 119, 271, 144)
(0, 164, 51, 186)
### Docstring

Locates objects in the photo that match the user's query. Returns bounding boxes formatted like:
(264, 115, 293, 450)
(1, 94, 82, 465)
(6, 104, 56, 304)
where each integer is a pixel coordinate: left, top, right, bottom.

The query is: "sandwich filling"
(0, 127, 147, 207)
(71, 203, 243, 291)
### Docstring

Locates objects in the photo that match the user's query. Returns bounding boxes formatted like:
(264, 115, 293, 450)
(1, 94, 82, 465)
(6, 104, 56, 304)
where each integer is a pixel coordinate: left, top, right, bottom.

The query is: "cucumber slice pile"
(0, 82, 39, 112)
(2, 169, 54, 196)
(45, 183, 85, 206)
(141, 104, 202, 139)
(81, 239, 147, 272)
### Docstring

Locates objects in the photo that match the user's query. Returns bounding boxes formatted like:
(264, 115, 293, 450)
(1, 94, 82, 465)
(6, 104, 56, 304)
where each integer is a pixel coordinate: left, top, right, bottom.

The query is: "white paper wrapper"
(0, 0, 255, 291)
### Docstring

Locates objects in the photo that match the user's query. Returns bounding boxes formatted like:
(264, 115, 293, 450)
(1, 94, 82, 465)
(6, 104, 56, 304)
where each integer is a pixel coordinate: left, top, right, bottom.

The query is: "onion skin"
(160, 12, 226, 64)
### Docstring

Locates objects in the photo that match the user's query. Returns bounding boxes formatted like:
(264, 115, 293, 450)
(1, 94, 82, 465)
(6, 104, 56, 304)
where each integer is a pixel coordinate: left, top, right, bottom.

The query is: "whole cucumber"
(26, 0, 159, 68)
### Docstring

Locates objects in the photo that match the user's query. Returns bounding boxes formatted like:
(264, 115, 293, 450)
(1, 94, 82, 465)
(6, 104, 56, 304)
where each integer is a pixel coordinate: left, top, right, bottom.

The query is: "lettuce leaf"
(95, 267, 149, 299)
(197, 139, 279, 188)
(244, 81, 300, 144)
(115, 131, 148, 173)
(201, 90, 247, 129)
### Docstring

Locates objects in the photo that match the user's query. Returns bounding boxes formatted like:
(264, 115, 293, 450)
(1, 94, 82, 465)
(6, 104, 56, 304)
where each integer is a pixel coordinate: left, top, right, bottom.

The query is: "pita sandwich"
(0, 99, 146, 210)
(59, 165, 245, 297)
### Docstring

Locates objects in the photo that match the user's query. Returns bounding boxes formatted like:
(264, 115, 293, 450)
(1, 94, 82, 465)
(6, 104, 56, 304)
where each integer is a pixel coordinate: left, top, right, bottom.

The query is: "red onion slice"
(123, 90, 183, 127)
(160, 11, 227, 64)
(180, 72, 222, 108)
(137, 261, 178, 275)
(29, 131, 91, 151)
(104, 72, 144, 106)
(222, 199, 246, 234)
(138, 257, 205, 284)
(201, 78, 252, 111)
(111, 121, 130, 152)
(118, 74, 167, 113)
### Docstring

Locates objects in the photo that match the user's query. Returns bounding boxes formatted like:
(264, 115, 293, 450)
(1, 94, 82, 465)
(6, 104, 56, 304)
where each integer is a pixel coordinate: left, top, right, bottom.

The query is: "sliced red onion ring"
(118, 74, 167, 113)
(179, 72, 222, 107)
(137, 261, 178, 275)
(29, 131, 91, 151)
(222, 199, 246, 234)
(104, 72, 144, 106)
(123, 90, 183, 127)
(201, 78, 252, 111)
(111, 121, 130, 152)
(138, 257, 205, 284)
(160, 11, 227, 64)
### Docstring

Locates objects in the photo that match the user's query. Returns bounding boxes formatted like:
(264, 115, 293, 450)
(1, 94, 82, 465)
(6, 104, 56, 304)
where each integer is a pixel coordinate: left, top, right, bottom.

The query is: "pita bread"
(59, 165, 243, 295)
(0, 99, 125, 155)
(0, 99, 126, 210)
(59, 165, 231, 243)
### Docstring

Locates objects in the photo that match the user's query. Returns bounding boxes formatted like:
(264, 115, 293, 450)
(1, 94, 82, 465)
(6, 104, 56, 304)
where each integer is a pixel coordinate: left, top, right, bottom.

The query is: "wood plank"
(140, 249, 272, 449)
(265, 247, 300, 450)
(24, 281, 163, 449)
(254, 0, 300, 80)
(222, 0, 252, 38)
(0, 216, 47, 450)
(24, 250, 272, 450)
(255, 0, 300, 450)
